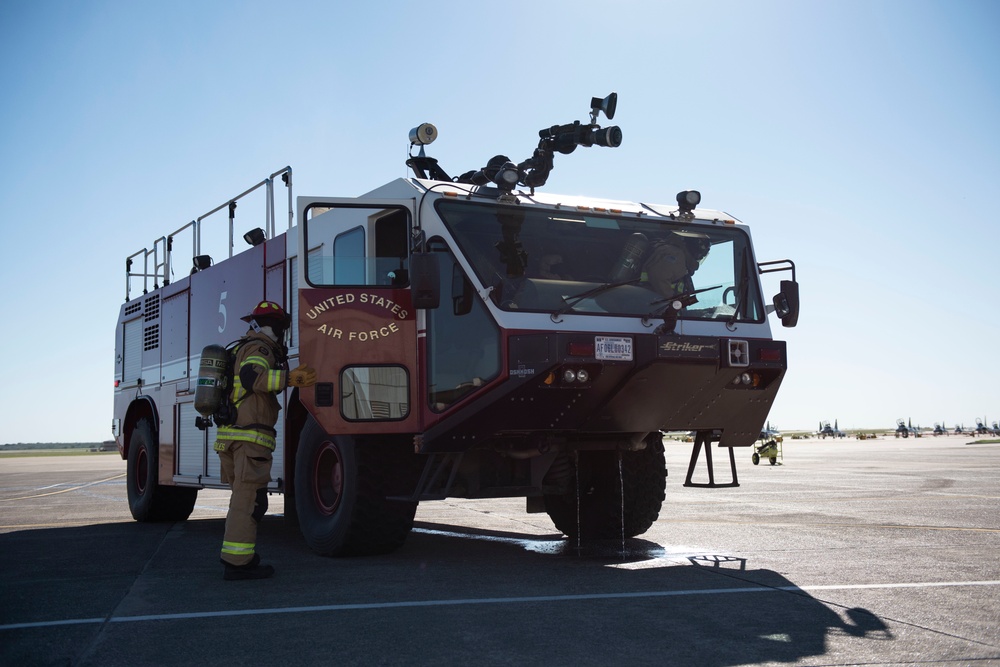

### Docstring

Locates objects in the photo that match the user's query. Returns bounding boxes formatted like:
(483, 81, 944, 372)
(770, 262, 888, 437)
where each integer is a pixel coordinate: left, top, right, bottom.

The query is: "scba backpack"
(194, 339, 245, 429)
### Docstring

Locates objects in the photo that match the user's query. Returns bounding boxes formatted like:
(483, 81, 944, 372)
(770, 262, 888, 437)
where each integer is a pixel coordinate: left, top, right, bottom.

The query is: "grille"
(143, 324, 160, 351)
(144, 294, 160, 322)
(315, 382, 334, 407)
(125, 301, 141, 316)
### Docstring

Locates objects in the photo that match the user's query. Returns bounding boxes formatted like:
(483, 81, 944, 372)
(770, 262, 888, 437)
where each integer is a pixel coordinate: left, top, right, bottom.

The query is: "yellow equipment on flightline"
(752, 431, 783, 466)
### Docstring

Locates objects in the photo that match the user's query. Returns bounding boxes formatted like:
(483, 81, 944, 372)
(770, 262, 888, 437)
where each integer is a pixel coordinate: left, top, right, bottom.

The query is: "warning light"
(759, 348, 781, 362)
(567, 342, 595, 357)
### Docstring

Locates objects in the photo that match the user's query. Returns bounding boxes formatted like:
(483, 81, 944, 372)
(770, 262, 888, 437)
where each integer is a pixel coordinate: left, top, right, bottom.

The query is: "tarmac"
(1, 433, 998, 666)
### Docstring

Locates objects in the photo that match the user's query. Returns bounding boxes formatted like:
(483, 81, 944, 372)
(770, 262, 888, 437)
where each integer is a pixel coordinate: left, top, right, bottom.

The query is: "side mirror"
(772, 280, 799, 328)
(452, 265, 473, 316)
(409, 252, 440, 309)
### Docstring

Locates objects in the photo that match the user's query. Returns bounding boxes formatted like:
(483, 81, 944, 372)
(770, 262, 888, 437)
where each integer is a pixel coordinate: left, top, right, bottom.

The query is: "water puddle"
(411, 526, 737, 570)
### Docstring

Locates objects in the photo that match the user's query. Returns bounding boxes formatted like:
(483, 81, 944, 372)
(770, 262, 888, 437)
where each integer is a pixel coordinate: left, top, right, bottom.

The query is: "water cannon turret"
(405, 93, 623, 195)
(516, 92, 621, 188)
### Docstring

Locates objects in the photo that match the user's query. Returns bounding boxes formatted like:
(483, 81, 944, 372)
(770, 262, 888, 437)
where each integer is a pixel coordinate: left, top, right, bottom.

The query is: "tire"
(543, 434, 666, 540)
(752, 452, 760, 465)
(294, 418, 418, 556)
(126, 418, 197, 522)
(769, 457, 777, 466)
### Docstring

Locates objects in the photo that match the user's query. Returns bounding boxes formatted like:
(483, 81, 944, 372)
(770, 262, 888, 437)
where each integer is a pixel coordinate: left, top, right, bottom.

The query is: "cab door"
(296, 197, 419, 435)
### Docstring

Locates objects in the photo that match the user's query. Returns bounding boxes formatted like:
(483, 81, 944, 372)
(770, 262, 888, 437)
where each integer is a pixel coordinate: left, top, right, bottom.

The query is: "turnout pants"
(217, 440, 273, 566)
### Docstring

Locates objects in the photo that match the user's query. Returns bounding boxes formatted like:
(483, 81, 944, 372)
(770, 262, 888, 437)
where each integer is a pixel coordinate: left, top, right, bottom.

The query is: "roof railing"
(124, 167, 292, 302)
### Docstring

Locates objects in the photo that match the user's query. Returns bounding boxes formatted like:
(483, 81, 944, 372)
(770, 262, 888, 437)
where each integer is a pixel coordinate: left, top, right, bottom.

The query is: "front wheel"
(126, 418, 197, 522)
(294, 418, 418, 556)
(752, 452, 760, 465)
(544, 434, 666, 540)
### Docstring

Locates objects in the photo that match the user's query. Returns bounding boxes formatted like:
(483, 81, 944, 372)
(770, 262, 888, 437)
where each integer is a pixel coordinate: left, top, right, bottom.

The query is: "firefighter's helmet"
(241, 301, 291, 328)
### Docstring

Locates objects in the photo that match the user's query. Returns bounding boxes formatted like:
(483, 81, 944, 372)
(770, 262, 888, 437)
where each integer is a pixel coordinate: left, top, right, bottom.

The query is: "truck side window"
(333, 227, 365, 284)
(303, 205, 411, 287)
(374, 209, 409, 286)
(341, 365, 409, 421)
(427, 247, 501, 411)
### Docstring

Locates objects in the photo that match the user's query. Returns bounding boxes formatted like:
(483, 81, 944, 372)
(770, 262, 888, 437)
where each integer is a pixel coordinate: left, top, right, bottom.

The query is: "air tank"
(194, 344, 229, 417)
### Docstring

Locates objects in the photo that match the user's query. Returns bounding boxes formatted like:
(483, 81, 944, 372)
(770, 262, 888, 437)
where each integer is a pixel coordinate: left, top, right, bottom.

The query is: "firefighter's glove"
(288, 365, 317, 388)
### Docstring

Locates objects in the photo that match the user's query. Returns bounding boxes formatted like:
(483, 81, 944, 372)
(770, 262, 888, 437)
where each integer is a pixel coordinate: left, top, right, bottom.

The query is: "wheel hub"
(313, 440, 344, 515)
(135, 446, 148, 494)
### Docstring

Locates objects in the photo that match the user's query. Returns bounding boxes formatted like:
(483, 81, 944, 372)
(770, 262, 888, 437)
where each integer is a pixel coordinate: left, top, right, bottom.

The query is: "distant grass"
(969, 439, 1000, 445)
(0, 449, 119, 458)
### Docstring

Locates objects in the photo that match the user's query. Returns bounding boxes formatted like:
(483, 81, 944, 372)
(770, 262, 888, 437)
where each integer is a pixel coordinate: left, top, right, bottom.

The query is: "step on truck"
(113, 94, 800, 555)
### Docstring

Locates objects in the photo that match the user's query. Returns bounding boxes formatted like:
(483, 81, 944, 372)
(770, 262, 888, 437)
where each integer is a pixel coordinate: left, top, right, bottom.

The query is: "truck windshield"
(436, 199, 763, 322)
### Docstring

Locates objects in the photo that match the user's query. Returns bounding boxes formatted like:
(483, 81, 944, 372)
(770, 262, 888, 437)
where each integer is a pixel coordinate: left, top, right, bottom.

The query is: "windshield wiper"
(642, 285, 723, 324)
(550, 278, 642, 321)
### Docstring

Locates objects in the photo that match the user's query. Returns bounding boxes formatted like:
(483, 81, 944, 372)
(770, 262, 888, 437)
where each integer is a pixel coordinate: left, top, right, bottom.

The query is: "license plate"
(595, 336, 633, 361)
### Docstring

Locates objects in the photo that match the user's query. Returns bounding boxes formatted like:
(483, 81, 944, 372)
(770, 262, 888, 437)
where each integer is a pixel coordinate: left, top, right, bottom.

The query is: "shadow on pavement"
(1, 518, 892, 666)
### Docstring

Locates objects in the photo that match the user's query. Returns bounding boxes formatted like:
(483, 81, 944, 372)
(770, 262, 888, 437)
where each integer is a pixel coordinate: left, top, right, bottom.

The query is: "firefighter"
(214, 301, 316, 580)
(641, 233, 710, 298)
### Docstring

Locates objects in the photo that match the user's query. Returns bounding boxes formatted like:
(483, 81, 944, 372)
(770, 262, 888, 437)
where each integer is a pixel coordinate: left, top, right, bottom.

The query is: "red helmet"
(241, 301, 291, 328)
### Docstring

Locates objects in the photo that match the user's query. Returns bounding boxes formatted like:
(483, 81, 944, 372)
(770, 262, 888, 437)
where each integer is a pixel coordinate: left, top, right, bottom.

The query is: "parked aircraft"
(760, 421, 782, 441)
(895, 418, 921, 438)
(818, 420, 846, 439)
(975, 419, 1000, 436)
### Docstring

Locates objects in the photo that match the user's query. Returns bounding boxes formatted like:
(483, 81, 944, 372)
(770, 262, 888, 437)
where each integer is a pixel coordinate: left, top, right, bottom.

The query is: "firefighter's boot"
(222, 553, 275, 581)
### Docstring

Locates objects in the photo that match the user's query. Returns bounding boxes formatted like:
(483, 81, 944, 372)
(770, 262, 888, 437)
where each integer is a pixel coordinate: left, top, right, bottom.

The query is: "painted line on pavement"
(3, 579, 1000, 631)
(0, 474, 126, 502)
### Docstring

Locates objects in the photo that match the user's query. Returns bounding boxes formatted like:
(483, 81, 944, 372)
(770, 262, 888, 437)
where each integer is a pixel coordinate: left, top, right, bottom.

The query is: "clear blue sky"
(1, 0, 998, 443)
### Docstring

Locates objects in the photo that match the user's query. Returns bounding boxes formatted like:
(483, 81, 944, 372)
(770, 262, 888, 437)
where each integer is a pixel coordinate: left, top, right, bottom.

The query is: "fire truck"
(113, 94, 799, 556)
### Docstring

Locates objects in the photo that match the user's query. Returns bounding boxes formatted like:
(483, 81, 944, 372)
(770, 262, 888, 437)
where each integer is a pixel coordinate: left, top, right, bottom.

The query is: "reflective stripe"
(221, 541, 255, 556)
(243, 355, 271, 369)
(266, 369, 284, 392)
(232, 376, 246, 405)
(216, 427, 276, 451)
(232, 352, 281, 405)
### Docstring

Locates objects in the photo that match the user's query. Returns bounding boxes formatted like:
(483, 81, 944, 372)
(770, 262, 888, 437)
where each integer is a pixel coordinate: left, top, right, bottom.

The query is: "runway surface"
(1, 434, 998, 666)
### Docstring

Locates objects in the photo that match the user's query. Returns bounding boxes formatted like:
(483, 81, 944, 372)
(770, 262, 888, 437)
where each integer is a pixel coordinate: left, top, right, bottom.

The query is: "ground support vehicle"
(751, 437, 782, 466)
(751, 424, 783, 466)
(113, 95, 800, 555)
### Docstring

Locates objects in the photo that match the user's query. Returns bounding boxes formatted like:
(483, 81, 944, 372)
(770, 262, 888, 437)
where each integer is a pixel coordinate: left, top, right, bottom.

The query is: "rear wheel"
(544, 434, 666, 540)
(294, 418, 419, 556)
(126, 418, 197, 522)
(752, 452, 760, 465)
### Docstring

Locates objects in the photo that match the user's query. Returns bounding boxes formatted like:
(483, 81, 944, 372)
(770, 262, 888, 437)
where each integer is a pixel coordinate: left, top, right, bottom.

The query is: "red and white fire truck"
(113, 94, 799, 556)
